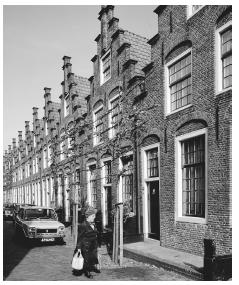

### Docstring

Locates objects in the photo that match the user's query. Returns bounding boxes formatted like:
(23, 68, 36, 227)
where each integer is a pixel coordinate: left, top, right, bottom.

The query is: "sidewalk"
(123, 238, 204, 280)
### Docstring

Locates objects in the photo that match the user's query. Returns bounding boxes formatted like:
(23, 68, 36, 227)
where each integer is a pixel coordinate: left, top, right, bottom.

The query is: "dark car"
(3, 204, 14, 220)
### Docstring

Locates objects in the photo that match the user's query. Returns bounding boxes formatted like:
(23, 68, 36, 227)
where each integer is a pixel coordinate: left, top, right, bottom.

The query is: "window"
(166, 49, 192, 114)
(147, 148, 159, 178)
(104, 160, 112, 184)
(47, 145, 51, 167)
(101, 50, 111, 84)
(93, 107, 104, 145)
(221, 28, 232, 89)
(33, 135, 36, 148)
(89, 165, 97, 208)
(60, 142, 64, 161)
(45, 121, 48, 136)
(109, 96, 120, 138)
(43, 148, 47, 169)
(122, 156, 133, 210)
(176, 129, 207, 223)
(187, 5, 204, 18)
(216, 21, 232, 93)
(64, 96, 70, 117)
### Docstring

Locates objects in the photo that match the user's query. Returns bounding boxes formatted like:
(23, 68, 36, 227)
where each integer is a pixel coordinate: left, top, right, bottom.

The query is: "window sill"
(166, 104, 192, 118)
(215, 87, 232, 97)
(144, 177, 159, 182)
(176, 216, 207, 224)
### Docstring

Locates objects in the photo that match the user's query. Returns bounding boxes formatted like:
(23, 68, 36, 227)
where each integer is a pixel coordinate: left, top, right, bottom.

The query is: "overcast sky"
(3, 5, 158, 151)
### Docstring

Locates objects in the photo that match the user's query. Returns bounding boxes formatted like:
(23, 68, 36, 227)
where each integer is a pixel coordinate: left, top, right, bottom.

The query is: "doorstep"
(123, 239, 204, 280)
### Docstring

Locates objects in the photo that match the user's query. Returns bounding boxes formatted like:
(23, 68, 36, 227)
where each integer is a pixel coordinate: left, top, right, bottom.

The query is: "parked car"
(14, 206, 65, 244)
(12, 203, 35, 223)
(3, 204, 14, 220)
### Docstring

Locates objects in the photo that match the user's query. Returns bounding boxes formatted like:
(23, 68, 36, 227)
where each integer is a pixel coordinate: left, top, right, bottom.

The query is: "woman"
(74, 206, 100, 279)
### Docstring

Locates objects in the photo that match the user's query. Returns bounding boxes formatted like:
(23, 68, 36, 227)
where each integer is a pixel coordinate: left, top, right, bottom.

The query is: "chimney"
(18, 131, 23, 142)
(62, 56, 71, 94)
(99, 6, 108, 51)
(107, 5, 114, 21)
(25, 121, 30, 133)
(33, 107, 39, 120)
(8, 145, 11, 152)
(5, 150, 8, 155)
(12, 138, 16, 149)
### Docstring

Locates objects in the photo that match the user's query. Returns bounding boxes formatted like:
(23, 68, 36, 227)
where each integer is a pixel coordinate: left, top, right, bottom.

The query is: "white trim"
(118, 151, 133, 204)
(86, 162, 97, 206)
(100, 49, 111, 86)
(175, 128, 208, 224)
(141, 143, 160, 238)
(215, 21, 232, 95)
(93, 105, 104, 146)
(100, 157, 112, 227)
(108, 93, 121, 139)
(164, 48, 192, 116)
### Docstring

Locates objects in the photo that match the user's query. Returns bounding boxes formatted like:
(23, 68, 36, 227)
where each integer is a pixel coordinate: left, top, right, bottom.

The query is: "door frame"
(141, 143, 160, 240)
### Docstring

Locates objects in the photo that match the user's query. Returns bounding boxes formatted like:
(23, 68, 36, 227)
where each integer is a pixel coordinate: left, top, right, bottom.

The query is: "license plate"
(41, 238, 55, 242)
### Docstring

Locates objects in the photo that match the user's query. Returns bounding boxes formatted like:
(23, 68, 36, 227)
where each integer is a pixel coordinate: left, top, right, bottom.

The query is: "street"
(3, 220, 191, 281)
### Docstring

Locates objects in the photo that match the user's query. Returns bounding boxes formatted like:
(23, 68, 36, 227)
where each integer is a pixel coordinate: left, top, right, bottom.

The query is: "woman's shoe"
(85, 271, 93, 279)
(94, 268, 101, 274)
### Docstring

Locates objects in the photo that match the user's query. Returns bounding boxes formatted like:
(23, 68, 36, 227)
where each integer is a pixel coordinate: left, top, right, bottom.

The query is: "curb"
(123, 249, 204, 281)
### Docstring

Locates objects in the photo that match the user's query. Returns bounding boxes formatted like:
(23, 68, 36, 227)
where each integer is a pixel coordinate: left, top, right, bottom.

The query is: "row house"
(3, 5, 231, 257)
(83, 5, 151, 236)
(138, 5, 232, 255)
(4, 57, 90, 223)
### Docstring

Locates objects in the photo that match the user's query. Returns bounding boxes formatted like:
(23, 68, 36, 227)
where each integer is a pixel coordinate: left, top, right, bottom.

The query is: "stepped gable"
(74, 75, 90, 114)
(123, 30, 151, 76)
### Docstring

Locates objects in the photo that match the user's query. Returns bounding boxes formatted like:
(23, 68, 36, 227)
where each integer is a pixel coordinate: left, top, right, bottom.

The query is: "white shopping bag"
(72, 249, 84, 270)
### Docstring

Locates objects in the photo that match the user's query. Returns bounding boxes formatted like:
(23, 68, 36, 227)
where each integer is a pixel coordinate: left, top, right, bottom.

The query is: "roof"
(74, 75, 90, 114)
(123, 30, 151, 77)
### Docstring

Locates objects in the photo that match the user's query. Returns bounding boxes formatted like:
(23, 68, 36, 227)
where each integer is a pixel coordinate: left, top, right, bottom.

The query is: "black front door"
(148, 181, 160, 240)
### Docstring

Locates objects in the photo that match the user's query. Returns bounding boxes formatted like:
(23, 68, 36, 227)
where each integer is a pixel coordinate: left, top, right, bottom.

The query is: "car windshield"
(24, 208, 57, 220)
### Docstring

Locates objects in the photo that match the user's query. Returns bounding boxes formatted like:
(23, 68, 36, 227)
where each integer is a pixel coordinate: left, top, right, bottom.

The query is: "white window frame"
(60, 141, 64, 161)
(64, 95, 70, 117)
(33, 135, 36, 148)
(215, 21, 232, 95)
(101, 157, 112, 227)
(141, 143, 160, 238)
(43, 147, 47, 169)
(47, 145, 51, 167)
(109, 94, 121, 139)
(165, 48, 192, 116)
(118, 151, 133, 206)
(93, 105, 104, 146)
(187, 5, 204, 19)
(86, 162, 97, 207)
(175, 128, 208, 224)
(100, 50, 111, 85)
(45, 121, 48, 136)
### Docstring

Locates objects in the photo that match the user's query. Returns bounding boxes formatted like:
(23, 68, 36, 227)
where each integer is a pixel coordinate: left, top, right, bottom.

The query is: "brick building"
(3, 5, 232, 257)
(137, 5, 232, 255)
(4, 57, 90, 223)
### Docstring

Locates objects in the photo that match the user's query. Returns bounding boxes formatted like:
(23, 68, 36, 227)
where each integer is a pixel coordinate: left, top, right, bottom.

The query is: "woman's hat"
(85, 206, 97, 218)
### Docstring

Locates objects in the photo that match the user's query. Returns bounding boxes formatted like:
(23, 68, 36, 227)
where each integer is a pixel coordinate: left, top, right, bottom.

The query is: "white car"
(14, 206, 65, 244)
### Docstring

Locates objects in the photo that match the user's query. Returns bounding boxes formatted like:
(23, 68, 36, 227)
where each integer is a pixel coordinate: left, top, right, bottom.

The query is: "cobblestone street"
(3, 220, 191, 281)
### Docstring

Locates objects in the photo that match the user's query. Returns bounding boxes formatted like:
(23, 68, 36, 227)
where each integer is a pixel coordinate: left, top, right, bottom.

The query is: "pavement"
(4, 221, 192, 281)
(123, 238, 204, 280)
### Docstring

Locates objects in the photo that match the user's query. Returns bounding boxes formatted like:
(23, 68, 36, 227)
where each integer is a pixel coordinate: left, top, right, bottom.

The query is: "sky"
(3, 4, 158, 151)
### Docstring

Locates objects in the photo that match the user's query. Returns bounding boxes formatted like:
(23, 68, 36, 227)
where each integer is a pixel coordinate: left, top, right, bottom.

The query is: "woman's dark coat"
(75, 221, 99, 269)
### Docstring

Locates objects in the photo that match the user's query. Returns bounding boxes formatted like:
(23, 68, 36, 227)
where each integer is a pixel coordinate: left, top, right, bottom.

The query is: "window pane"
(147, 148, 159, 178)
(182, 135, 205, 217)
(169, 54, 191, 111)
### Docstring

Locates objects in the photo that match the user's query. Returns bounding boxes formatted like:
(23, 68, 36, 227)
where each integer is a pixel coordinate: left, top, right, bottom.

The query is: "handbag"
(72, 249, 84, 270)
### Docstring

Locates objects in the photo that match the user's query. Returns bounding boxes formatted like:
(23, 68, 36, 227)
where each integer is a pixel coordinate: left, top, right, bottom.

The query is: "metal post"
(119, 203, 123, 266)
